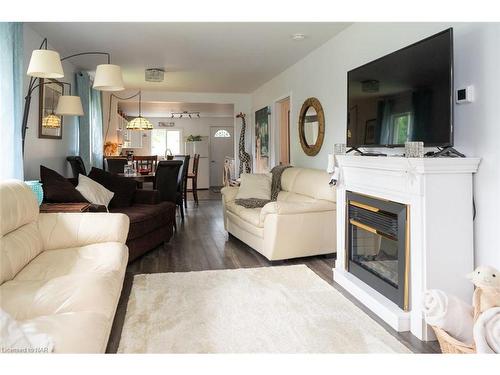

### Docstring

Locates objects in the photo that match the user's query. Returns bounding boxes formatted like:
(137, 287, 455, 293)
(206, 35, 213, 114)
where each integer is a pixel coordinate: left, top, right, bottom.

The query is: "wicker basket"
(432, 326, 475, 354)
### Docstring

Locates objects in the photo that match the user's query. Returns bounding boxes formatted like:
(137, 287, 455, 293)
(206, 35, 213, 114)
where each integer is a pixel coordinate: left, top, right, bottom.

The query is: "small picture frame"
(39, 78, 63, 139)
(364, 118, 376, 144)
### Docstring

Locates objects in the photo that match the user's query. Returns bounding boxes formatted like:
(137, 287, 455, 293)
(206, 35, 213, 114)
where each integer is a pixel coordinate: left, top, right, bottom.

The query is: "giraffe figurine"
(236, 112, 251, 175)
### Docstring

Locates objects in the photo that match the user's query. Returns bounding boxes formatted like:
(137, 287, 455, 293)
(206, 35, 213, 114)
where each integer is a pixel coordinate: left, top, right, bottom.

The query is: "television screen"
(347, 29, 453, 148)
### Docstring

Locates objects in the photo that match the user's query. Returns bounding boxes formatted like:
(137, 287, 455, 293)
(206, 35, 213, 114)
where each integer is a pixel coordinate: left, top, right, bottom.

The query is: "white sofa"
(0, 180, 129, 353)
(221, 167, 336, 261)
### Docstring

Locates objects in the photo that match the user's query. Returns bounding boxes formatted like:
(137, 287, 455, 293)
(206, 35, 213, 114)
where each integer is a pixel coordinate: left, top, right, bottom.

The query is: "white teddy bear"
(466, 265, 500, 320)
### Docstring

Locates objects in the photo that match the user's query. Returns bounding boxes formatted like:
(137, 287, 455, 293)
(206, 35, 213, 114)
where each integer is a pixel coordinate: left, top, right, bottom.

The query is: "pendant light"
(127, 91, 153, 130)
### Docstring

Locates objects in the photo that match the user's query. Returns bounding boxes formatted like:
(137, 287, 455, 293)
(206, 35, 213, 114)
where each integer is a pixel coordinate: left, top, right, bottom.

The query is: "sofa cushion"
(20, 311, 110, 353)
(277, 191, 317, 203)
(281, 167, 335, 202)
(75, 174, 114, 208)
(0, 308, 54, 352)
(0, 223, 43, 284)
(13, 242, 127, 282)
(1, 242, 127, 325)
(40, 165, 88, 203)
(226, 211, 264, 238)
(0, 272, 122, 321)
(109, 202, 174, 241)
(226, 201, 263, 227)
(237, 207, 263, 227)
(87, 167, 136, 209)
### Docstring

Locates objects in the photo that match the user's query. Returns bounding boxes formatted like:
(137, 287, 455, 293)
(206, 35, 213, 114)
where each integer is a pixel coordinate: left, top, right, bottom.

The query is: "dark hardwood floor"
(106, 193, 440, 353)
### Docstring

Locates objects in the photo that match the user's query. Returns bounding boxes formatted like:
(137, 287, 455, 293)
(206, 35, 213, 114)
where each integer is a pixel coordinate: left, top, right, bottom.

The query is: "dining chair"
(154, 160, 184, 228)
(173, 155, 190, 208)
(186, 154, 200, 206)
(134, 155, 158, 173)
(105, 157, 128, 175)
(66, 156, 87, 178)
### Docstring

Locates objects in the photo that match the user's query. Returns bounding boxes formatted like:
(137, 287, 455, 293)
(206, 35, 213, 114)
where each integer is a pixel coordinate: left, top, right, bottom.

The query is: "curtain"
(0, 23, 24, 181)
(90, 83, 103, 169)
(75, 71, 104, 170)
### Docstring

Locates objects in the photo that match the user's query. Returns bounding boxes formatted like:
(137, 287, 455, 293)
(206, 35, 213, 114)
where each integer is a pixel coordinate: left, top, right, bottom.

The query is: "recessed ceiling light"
(291, 33, 306, 41)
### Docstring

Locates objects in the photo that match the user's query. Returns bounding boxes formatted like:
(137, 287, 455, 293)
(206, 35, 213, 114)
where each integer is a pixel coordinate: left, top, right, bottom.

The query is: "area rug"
(117, 265, 412, 353)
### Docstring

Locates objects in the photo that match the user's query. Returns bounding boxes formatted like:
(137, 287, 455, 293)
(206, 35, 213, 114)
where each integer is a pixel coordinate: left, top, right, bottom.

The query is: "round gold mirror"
(299, 97, 325, 156)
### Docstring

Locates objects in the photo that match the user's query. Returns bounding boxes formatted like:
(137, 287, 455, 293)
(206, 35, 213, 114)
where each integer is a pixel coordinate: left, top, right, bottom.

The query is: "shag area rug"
(118, 265, 411, 353)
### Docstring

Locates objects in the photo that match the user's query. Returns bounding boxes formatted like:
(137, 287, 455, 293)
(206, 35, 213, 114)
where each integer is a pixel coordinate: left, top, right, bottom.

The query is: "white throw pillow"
(76, 174, 114, 208)
(235, 173, 272, 200)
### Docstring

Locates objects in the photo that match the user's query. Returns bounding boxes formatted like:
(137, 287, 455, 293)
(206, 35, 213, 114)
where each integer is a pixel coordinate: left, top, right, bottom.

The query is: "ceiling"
(119, 101, 234, 118)
(28, 22, 351, 93)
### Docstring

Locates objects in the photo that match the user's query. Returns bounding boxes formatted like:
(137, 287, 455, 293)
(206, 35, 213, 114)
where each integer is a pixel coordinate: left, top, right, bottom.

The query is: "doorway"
(209, 126, 234, 188)
(276, 97, 290, 165)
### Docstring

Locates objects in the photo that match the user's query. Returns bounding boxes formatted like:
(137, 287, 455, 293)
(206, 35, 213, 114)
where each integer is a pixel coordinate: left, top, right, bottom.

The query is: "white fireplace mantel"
(333, 155, 481, 341)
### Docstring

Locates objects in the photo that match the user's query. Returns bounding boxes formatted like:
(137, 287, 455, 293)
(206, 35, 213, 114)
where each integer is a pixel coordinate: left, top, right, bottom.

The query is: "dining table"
(117, 172, 155, 188)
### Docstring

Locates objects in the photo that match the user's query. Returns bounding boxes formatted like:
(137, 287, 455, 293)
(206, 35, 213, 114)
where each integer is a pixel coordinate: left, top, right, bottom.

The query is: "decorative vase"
(25, 180, 43, 206)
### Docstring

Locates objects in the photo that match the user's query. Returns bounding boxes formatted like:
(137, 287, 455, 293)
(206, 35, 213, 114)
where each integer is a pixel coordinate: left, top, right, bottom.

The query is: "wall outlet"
(456, 85, 474, 104)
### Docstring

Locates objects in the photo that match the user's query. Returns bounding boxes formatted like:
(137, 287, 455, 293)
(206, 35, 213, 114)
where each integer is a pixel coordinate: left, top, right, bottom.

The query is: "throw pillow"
(76, 174, 114, 208)
(235, 173, 272, 200)
(87, 167, 137, 208)
(40, 165, 88, 203)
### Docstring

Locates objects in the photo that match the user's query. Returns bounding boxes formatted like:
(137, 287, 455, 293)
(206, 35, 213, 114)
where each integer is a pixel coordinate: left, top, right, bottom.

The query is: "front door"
(209, 126, 234, 187)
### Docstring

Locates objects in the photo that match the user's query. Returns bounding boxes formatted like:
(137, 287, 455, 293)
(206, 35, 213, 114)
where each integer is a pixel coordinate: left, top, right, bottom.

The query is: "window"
(151, 129, 167, 156)
(392, 113, 412, 144)
(151, 129, 182, 156)
(214, 129, 231, 138)
(166, 130, 182, 155)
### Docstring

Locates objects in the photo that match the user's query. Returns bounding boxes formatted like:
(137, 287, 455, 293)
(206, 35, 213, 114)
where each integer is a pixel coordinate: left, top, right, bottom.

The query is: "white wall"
(23, 24, 79, 180)
(251, 22, 500, 268)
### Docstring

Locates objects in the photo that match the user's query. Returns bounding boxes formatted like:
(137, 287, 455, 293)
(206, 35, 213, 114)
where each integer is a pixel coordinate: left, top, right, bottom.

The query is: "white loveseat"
(221, 167, 336, 261)
(0, 180, 129, 353)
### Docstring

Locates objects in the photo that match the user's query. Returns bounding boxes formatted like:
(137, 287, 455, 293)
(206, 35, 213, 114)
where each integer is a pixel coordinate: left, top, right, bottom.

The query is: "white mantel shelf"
(333, 155, 481, 341)
(336, 155, 481, 174)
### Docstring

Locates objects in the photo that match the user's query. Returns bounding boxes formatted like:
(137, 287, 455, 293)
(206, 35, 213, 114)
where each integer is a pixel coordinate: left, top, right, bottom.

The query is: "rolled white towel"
(474, 307, 500, 354)
(423, 289, 474, 345)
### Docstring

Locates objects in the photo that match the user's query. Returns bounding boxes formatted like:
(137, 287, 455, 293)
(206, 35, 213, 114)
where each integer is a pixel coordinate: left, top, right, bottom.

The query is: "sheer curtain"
(75, 71, 104, 170)
(0, 23, 24, 180)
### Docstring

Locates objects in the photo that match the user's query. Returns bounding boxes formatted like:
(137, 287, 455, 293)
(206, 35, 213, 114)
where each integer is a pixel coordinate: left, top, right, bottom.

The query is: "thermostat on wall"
(456, 85, 474, 104)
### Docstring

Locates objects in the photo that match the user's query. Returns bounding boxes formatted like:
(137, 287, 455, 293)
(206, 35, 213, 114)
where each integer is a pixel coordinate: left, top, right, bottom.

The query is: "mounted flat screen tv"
(347, 28, 453, 148)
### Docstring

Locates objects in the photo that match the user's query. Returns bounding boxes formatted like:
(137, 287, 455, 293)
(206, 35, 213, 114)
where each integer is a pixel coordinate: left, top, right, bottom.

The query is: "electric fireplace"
(346, 191, 409, 310)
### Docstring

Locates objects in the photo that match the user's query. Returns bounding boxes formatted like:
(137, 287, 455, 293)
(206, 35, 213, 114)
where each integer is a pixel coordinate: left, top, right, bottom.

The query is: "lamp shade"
(55, 95, 84, 116)
(27, 50, 64, 78)
(127, 116, 153, 130)
(93, 64, 125, 91)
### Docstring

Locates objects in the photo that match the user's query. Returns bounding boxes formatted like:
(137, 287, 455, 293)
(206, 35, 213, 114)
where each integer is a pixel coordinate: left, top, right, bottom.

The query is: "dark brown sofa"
(109, 189, 175, 262)
(40, 165, 175, 262)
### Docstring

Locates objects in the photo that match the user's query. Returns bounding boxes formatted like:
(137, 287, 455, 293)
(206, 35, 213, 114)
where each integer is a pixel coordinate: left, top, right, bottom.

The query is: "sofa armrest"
(260, 200, 335, 222)
(38, 212, 130, 251)
(221, 186, 239, 203)
(133, 189, 161, 205)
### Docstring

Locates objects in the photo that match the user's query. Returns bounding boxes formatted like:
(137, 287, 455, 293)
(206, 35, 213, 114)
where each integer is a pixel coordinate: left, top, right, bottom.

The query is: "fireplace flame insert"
(346, 191, 409, 310)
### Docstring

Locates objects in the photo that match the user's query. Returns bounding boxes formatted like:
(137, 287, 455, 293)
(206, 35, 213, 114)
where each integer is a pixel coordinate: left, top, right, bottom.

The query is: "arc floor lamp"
(22, 37, 125, 153)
